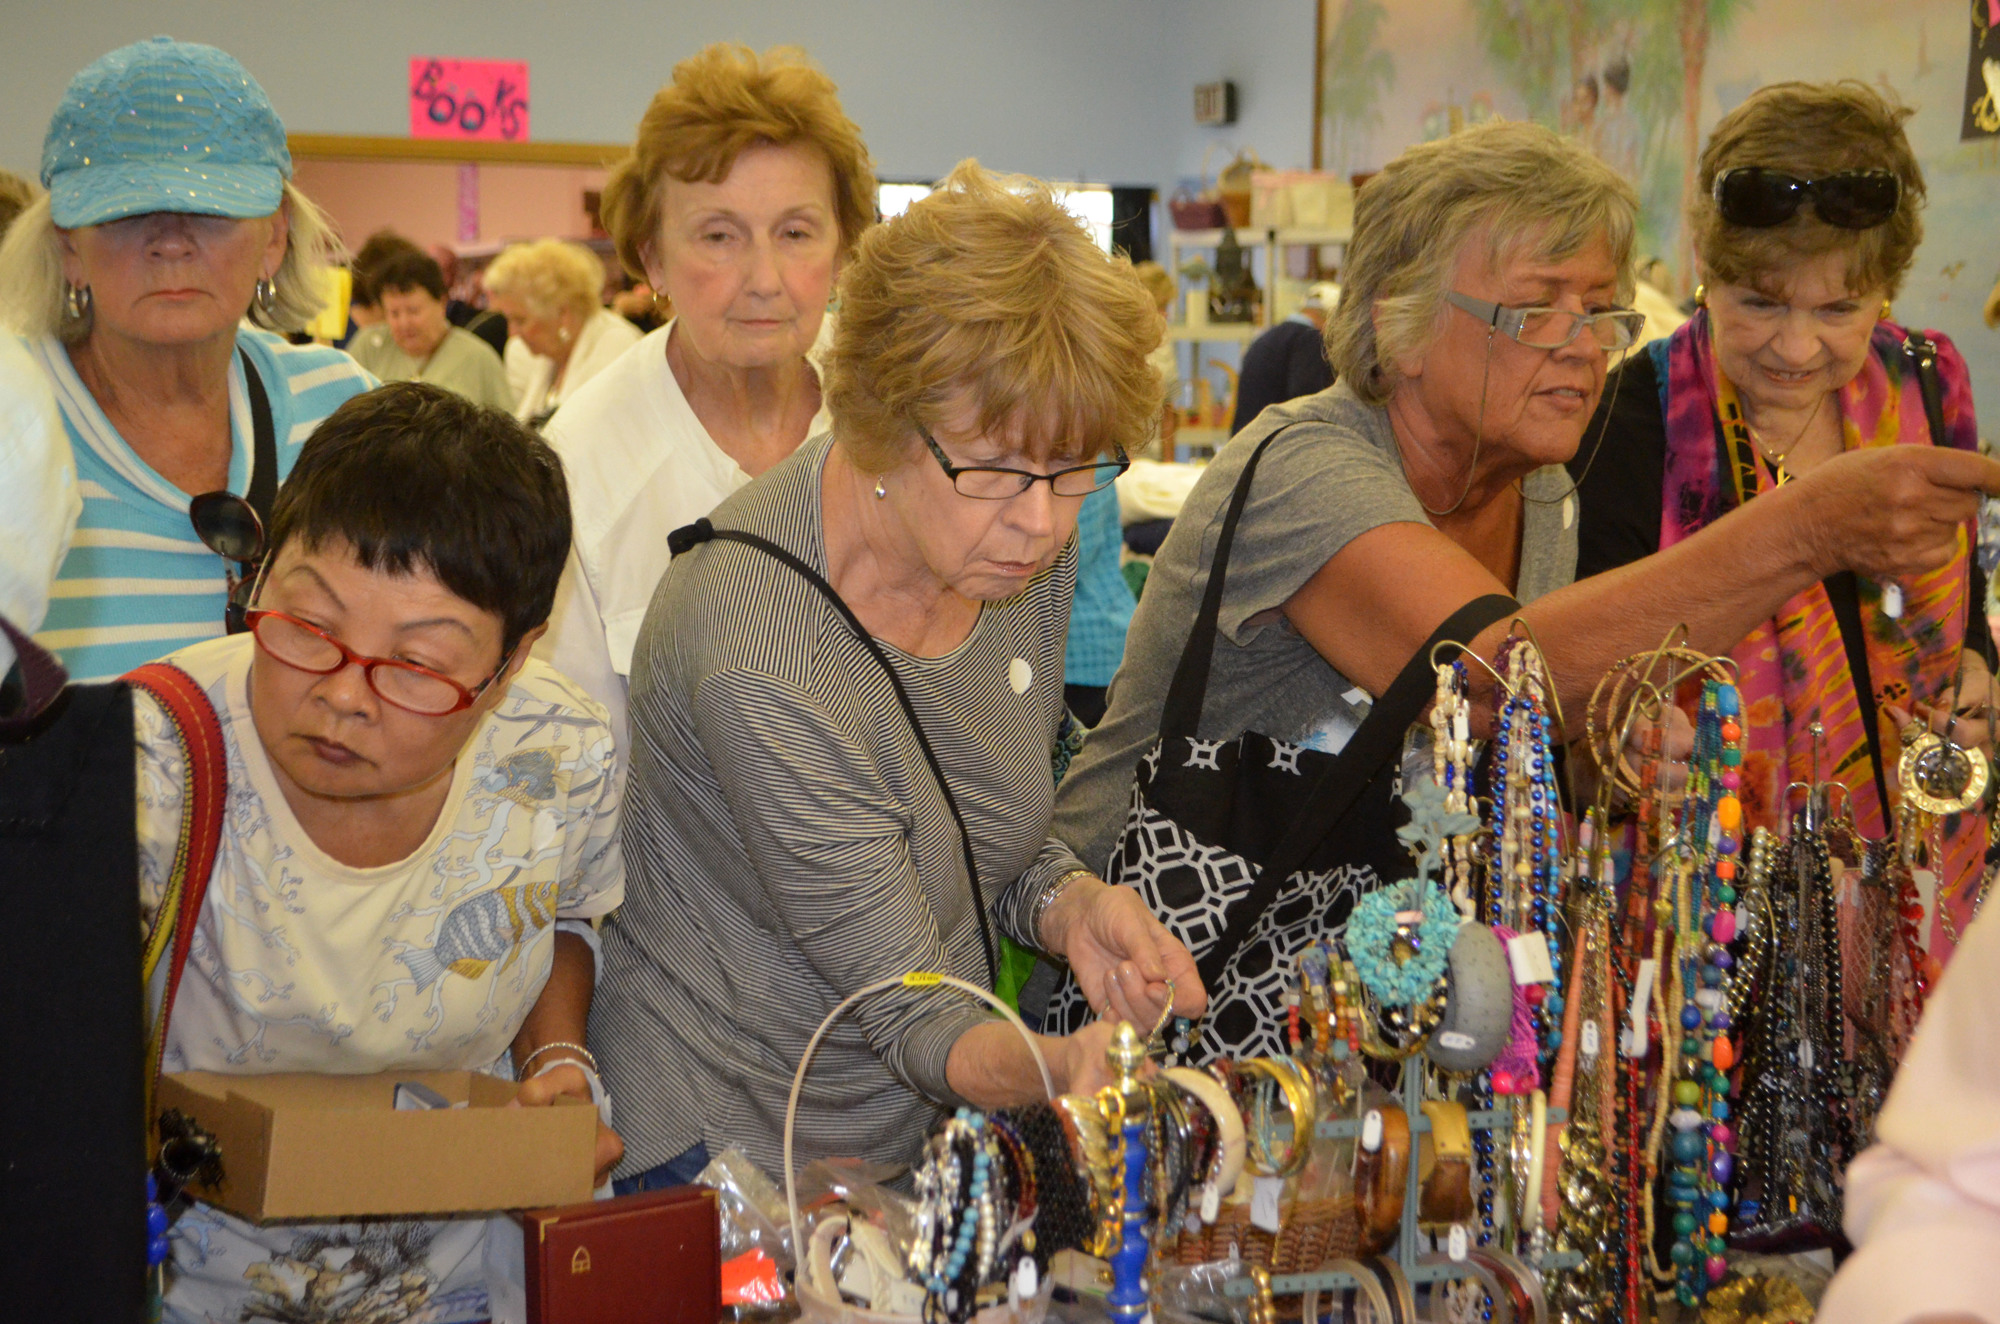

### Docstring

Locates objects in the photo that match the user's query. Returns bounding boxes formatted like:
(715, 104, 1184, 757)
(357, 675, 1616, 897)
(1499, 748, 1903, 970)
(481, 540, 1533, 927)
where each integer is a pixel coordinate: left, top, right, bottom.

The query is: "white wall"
(0, 0, 1275, 191)
(1164, 1, 1320, 186)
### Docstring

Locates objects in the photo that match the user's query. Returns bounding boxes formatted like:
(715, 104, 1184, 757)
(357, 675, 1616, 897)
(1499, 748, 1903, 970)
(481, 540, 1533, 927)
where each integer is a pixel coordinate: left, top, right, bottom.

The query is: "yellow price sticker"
(902, 971, 944, 987)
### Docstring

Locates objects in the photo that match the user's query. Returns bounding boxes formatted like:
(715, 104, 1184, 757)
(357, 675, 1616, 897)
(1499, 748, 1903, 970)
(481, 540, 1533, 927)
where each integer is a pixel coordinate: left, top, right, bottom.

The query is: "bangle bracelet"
(520, 1040, 597, 1078)
(1032, 868, 1095, 950)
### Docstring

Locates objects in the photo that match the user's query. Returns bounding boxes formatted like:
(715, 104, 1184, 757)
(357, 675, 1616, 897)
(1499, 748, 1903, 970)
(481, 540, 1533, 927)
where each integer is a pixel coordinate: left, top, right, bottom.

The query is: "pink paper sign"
(409, 58, 530, 142)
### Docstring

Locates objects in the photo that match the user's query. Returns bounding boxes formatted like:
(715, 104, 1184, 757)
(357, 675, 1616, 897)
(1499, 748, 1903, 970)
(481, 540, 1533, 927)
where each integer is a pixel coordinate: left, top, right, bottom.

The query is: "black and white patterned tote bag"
(1046, 424, 1516, 1062)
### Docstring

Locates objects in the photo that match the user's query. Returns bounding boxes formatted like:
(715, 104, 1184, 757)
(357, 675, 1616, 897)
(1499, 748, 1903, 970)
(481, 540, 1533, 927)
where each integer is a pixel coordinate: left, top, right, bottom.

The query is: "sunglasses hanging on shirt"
(1712, 167, 1903, 230)
(188, 491, 267, 636)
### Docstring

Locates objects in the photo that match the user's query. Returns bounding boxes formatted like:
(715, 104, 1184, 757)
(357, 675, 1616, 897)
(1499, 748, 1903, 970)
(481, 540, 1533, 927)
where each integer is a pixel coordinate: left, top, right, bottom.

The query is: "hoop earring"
(874, 480, 888, 500)
(63, 282, 92, 323)
(253, 276, 279, 319)
(1693, 283, 1707, 307)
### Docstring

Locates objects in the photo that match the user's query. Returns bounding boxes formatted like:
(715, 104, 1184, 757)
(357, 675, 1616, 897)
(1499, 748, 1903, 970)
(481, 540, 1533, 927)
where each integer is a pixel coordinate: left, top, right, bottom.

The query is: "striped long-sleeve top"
(591, 433, 1086, 1182)
(25, 328, 374, 681)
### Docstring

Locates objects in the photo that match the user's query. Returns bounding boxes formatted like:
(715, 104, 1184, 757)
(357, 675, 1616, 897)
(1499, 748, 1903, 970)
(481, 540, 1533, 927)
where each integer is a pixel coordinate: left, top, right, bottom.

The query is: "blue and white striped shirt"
(26, 328, 375, 682)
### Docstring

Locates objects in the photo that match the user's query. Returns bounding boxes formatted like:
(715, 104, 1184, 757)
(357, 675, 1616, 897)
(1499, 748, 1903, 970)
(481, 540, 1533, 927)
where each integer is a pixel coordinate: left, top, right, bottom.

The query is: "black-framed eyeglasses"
(1713, 167, 1902, 230)
(920, 427, 1130, 500)
(1446, 291, 1647, 352)
(188, 491, 266, 636)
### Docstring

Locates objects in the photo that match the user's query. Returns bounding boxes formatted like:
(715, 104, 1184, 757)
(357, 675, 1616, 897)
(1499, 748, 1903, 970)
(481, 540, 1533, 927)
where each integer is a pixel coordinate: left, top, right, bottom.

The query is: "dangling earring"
(1693, 283, 1707, 307)
(63, 282, 92, 323)
(874, 479, 888, 500)
(1879, 299, 1893, 321)
(558, 324, 574, 345)
(254, 276, 279, 319)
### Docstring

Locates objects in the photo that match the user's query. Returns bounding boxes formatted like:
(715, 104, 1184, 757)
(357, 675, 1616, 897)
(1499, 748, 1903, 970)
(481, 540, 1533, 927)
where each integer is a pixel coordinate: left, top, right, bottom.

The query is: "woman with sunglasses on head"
(588, 161, 1204, 1190)
(1573, 81, 1995, 959)
(135, 383, 623, 1323)
(0, 38, 374, 684)
(1045, 120, 2000, 1056)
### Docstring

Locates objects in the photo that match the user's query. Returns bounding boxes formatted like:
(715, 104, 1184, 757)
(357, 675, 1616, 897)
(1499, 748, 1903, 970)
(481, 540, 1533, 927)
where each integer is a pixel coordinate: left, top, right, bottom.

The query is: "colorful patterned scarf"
(1655, 311, 1985, 956)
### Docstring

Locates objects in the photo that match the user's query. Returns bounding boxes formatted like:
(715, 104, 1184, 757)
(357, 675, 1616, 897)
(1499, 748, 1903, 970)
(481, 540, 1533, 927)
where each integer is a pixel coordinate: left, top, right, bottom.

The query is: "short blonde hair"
(599, 44, 875, 282)
(1326, 120, 1637, 405)
(483, 239, 605, 324)
(825, 159, 1162, 473)
(0, 182, 340, 341)
(1132, 259, 1175, 311)
(1690, 80, 1924, 300)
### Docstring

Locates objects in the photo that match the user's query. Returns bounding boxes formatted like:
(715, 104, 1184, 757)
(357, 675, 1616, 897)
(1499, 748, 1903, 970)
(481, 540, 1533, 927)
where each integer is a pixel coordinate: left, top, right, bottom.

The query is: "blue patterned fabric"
(1063, 482, 1136, 687)
(28, 328, 374, 681)
(43, 37, 292, 227)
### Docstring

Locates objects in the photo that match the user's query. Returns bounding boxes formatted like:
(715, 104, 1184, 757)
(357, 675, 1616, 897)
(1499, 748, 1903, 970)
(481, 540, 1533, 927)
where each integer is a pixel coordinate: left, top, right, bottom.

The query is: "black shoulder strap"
(1192, 590, 1519, 990)
(665, 518, 998, 986)
(1823, 570, 1895, 825)
(1159, 423, 1299, 741)
(1823, 335, 1989, 831)
(239, 350, 277, 541)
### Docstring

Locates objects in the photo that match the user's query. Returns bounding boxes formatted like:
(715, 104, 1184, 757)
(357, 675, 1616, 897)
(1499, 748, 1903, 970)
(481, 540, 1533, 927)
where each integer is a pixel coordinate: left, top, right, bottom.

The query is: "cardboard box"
(156, 1070, 598, 1222)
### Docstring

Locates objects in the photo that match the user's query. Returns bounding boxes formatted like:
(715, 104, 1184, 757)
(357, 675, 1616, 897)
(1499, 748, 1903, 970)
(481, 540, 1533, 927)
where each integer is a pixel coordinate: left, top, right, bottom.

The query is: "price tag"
(1624, 959, 1658, 1057)
(1448, 1223, 1469, 1262)
(1362, 1109, 1384, 1152)
(1580, 1020, 1600, 1061)
(1436, 1030, 1475, 1052)
(902, 971, 944, 987)
(1251, 1175, 1284, 1233)
(1013, 1258, 1038, 1302)
(1507, 930, 1557, 985)
(1200, 1181, 1221, 1224)
(1799, 1039, 1815, 1071)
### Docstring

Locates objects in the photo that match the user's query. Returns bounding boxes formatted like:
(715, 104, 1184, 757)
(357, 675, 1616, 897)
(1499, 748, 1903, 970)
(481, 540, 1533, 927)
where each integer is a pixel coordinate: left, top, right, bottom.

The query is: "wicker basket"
(1171, 1195, 1359, 1271)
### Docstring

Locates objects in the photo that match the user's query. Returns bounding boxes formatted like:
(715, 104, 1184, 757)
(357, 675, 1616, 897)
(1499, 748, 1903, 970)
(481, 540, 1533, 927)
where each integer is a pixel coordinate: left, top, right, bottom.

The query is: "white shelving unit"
(1163, 225, 1352, 461)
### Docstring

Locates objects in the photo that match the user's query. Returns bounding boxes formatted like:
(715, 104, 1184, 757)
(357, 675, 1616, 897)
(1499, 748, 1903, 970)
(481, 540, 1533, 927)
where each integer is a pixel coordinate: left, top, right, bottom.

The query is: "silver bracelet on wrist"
(1032, 868, 1096, 950)
(519, 1040, 597, 1078)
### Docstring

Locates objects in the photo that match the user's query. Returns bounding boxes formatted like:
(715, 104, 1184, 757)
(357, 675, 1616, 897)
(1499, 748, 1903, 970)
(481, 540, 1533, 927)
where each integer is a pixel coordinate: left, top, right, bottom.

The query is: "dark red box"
(517, 1185, 719, 1323)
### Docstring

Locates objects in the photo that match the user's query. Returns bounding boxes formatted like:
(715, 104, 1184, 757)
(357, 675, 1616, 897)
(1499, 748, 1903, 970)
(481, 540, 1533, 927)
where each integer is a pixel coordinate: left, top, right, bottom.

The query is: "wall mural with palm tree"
(1313, 0, 2000, 418)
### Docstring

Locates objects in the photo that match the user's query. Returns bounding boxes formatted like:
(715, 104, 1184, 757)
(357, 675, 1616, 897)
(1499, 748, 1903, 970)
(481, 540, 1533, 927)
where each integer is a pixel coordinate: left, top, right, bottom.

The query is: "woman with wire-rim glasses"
(1050, 119, 2000, 1012)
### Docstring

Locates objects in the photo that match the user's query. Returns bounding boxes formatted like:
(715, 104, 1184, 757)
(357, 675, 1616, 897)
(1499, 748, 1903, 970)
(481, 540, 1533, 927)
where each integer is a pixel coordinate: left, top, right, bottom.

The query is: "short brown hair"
(599, 44, 875, 281)
(1690, 80, 1924, 300)
(1326, 120, 1637, 405)
(824, 160, 1162, 473)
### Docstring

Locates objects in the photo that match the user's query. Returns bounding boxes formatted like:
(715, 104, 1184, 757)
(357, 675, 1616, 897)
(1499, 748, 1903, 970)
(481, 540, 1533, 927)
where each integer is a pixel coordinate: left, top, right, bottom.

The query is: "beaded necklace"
(1656, 681, 1741, 1310)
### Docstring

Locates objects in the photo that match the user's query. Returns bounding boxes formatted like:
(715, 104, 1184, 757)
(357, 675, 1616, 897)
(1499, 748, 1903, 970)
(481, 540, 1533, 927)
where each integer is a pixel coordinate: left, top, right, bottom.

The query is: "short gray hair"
(1326, 120, 1638, 405)
(0, 181, 343, 341)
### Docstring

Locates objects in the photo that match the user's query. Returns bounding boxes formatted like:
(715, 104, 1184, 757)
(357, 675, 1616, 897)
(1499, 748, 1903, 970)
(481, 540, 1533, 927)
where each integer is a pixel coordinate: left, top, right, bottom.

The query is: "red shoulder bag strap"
(125, 662, 228, 1121)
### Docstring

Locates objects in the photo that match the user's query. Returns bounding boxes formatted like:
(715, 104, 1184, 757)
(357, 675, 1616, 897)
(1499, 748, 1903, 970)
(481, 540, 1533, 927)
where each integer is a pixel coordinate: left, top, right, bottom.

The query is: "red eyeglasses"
(244, 609, 507, 716)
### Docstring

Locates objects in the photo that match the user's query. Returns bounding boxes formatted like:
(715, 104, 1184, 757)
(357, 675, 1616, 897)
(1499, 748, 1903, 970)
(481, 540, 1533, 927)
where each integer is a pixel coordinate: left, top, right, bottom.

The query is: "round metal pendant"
(1899, 732, 1991, 817)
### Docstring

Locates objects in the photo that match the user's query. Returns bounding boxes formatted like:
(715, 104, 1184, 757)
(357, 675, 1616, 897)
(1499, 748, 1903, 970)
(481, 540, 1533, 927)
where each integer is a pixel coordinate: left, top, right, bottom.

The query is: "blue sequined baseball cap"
(42, 36, 292, 229)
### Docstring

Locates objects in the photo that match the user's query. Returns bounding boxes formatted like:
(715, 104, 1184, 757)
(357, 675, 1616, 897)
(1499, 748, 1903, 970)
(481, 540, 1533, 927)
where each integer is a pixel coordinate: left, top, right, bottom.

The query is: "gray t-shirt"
(1052, 381, 1578, 876)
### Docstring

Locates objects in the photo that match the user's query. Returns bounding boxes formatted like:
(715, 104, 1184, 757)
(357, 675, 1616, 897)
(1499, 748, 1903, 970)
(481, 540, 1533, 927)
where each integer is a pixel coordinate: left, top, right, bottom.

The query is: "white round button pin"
(1008, 658, 1033, 694)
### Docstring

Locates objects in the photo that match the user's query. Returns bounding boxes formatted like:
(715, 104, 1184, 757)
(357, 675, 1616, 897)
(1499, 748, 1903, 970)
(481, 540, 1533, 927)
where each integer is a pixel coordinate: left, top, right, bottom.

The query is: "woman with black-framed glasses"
(1575, 79, 1997, 962)
(588, 160, 1205, 1190)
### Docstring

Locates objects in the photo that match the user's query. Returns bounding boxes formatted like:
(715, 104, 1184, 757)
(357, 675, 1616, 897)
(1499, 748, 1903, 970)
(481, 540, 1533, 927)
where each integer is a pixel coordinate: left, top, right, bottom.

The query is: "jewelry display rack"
(1225, 1056, 1581, 1299)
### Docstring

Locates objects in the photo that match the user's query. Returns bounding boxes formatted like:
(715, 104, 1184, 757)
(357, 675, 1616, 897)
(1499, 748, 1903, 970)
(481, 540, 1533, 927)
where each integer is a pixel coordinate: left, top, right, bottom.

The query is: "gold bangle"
(1237, 1055, 1315, 1177)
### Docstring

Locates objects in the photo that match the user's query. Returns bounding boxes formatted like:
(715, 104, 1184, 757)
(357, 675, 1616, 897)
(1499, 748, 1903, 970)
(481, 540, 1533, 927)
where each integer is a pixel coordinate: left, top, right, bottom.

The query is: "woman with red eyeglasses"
(133, 383, 622, 1324)
(1574, 81, 1995, 961)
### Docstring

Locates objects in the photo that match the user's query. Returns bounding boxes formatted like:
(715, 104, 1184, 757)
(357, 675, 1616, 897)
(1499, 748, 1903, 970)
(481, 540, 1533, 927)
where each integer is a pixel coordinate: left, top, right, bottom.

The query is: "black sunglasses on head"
(189, 491, 267, 636)
(1713, 167, 1902, 230)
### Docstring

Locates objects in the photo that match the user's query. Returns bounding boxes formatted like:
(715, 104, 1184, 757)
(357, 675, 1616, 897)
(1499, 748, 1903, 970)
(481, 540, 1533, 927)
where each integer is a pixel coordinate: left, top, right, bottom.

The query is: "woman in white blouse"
(482, 239, 640, 429)
(535, 42, 875, 745)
